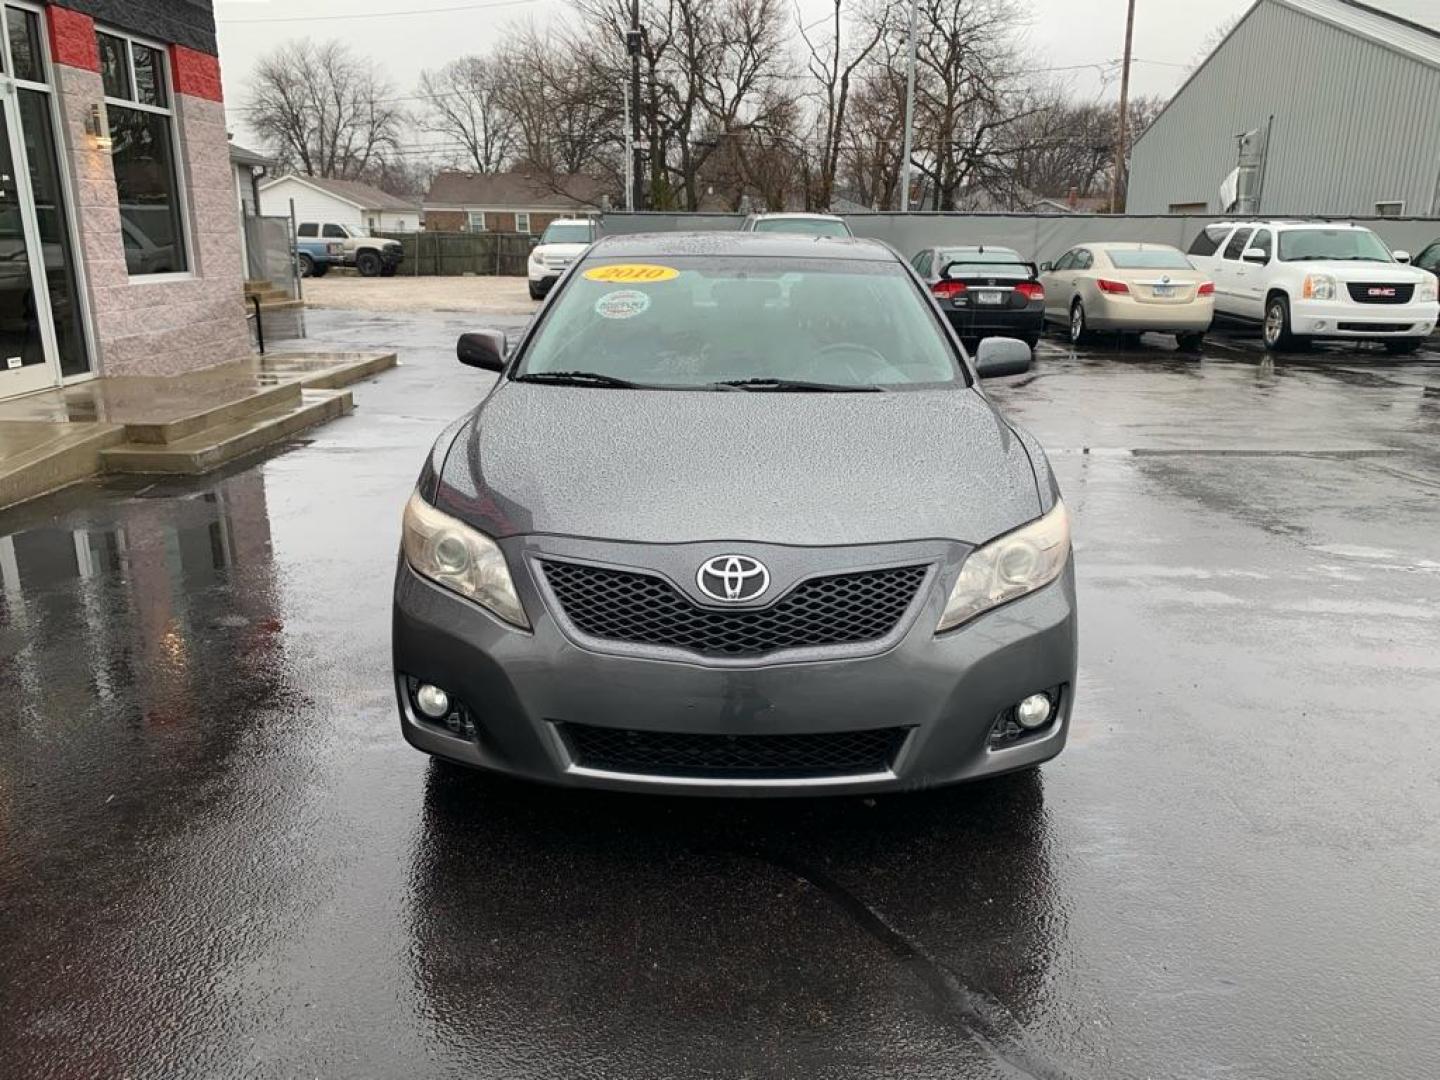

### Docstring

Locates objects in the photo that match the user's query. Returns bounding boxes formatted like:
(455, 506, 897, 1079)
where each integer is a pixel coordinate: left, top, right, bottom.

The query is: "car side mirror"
(1393, 249, 1411, 264)
(974, 337, 1032, 379)
(1242, 247, 1269, 264)
(457, 330, 507, 372)
(1039, 261, 1053, 272)
(528, 236, 540, 249)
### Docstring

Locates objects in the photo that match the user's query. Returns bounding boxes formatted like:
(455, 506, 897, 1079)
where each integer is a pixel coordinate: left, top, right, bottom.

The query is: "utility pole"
(622, 81, 634, 211)
(1110, 0, 1136, 214)
(626, 1, 645, 212)
(899, 0, 919, 211)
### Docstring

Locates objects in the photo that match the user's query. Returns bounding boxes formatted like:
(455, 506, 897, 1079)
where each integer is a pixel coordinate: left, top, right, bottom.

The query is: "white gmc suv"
(1187, 221, 1438, 353)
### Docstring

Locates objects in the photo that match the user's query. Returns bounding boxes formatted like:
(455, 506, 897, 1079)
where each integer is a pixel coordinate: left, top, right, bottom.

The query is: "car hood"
(534, 243, 588, 259)
(1299, 261, 1428, 282)
(431, 384, 1043, 546)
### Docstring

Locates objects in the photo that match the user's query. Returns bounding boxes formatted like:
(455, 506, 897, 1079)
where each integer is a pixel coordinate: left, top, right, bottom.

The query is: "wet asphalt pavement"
(3, 314, 1439, 1079)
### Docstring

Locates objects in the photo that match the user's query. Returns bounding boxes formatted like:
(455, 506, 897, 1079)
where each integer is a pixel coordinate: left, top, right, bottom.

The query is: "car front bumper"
(392, 541, 1078, 797)
(1289, 298, 1437, 339)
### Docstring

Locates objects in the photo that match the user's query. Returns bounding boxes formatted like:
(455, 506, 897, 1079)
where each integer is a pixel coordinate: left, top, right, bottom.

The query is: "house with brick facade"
(0, 0, 249, 402)
(423, 170, 609, 235)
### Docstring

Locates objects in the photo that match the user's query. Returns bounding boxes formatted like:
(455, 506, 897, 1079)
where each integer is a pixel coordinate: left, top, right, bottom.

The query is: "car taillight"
(932, 280, 967, 299)
(1197, 281, 1215, 297)
(1015, 281, 1045, 300)
(1096, 278, 1130, 295)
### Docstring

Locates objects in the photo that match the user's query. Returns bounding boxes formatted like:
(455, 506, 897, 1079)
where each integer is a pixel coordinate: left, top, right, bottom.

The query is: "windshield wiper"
(516, 370, 644, 388)
(716, 378, 884, 393)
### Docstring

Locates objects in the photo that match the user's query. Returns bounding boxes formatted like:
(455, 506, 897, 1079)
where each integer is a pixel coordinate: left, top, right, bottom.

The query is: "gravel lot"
(303, 274, 536, 315)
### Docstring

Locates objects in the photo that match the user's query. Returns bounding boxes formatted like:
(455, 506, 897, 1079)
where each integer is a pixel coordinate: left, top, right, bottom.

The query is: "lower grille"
(540, 560, 927, 657)
(1345, 282, 1413, 304)
(1337, 322, 1413, 333)
(560, 722, 908, 778)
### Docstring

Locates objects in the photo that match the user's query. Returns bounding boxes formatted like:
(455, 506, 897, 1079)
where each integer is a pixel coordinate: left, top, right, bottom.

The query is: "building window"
(468, 211, 486, 232)
(1375, 201, 1404, 218)
(514, 212, 531, 234)
(98, 29, 188, 276)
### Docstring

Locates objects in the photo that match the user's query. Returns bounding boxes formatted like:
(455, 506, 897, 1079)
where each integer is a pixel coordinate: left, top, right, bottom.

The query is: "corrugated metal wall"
(1128, 0, 1440, 216)
(601, 211, 1440, 266)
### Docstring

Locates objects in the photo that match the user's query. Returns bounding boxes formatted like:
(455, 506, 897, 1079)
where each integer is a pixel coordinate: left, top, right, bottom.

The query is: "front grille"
(561, 722, 908, 778)
(540, 561, 927, 656)
(1346, 282, 1413, 304)
(1337, 322, 1413, 333)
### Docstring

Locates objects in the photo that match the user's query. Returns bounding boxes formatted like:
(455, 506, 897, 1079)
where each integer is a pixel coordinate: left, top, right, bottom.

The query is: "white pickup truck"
(297, 222, 405, 277)
(1187, 220, 1437, 354)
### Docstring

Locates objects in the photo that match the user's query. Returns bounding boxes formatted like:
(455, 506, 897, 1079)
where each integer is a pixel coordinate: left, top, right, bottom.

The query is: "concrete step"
(100, 390, 353, 475)
(125, 380, 302, 445)
(0, 421, 126, 509)
(257, 351, 398, 389)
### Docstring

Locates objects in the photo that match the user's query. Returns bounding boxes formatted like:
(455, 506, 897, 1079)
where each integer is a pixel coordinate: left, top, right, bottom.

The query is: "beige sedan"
(1039, 242, 1215, 350)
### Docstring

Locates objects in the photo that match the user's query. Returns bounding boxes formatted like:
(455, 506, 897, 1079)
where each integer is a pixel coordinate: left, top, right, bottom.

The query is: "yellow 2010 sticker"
(583, 263, 680, 283)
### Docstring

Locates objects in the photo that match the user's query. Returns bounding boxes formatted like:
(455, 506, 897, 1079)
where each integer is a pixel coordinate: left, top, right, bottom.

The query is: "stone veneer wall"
(49, 7, 250, 379)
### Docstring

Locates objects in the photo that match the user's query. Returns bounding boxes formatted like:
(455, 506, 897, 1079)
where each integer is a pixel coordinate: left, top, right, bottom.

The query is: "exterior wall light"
(86, 104, 113, 150)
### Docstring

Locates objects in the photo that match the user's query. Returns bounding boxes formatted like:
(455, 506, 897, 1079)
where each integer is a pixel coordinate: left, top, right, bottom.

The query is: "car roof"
(587, 231, 895, 261)
(750, 212, 845, 221)
(1206, 220, 1370, 231)
(1077, 241, 1184, 251)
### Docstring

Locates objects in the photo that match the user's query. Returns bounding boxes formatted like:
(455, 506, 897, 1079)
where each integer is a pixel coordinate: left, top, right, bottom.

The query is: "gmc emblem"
(1368, 287, 1397, 297)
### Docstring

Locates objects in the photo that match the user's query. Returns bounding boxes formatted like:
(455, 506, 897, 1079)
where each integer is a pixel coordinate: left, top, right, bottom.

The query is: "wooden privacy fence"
(377, 231, 531, 276)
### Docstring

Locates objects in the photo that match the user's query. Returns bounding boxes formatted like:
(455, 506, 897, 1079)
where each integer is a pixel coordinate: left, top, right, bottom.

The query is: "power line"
(217, 0, 543, 25)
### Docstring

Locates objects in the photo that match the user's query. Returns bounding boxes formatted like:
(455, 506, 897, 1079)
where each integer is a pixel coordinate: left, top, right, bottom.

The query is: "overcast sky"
(215, 0, 1256, 150)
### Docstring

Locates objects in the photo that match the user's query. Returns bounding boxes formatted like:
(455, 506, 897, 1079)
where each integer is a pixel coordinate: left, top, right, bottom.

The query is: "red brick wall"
(47, 6, 99, 70)
(170, 44, 223, 102)
(424, 210, 577, 233)
(425, 210, 466, 231)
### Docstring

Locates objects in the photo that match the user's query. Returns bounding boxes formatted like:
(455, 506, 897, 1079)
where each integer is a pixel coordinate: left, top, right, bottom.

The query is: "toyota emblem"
(696, 555, 770, 603)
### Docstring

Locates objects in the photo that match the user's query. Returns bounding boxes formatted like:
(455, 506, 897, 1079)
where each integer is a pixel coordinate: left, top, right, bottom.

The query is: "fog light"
(1015, 693, 1053, 730)
(1314, 320, 1328, 331)
(415, 683, 451, 719)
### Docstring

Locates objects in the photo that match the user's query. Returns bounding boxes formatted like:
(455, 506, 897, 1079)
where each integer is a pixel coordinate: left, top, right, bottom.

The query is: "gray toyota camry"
(392, 232, 1076, 795)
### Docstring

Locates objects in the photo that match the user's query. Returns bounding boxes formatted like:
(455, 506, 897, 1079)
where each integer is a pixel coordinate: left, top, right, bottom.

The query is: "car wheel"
(356, 251, 382, 277)
(297, 253, 314, 278)
(1069, 300, 1090, 346)
(312, 263, 329, 278)
(1022, 334, 1039, 351)
(1177, 332, 1205, 352)
(1383, 338, 1423, 355)
(379, 264, 397, 277)
(528, 281, 543, 301)
(1263, 295, 1296, 351)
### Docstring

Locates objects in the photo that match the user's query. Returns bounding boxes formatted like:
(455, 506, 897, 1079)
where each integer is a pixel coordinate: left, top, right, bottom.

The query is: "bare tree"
(797, 0, 887, 210)
(838, 69, 906, 208)
(417, 57, 514, 173)
(245, 39, 405, 179)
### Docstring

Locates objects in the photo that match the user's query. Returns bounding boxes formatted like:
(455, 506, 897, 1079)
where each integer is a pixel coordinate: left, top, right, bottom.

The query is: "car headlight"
(401, 491, 529, 628)
(530, 247, 545, 264)
(1417, 277, 1438, 303)
(937, 501, 1070, 632)
(1302, 273, 1336, 300)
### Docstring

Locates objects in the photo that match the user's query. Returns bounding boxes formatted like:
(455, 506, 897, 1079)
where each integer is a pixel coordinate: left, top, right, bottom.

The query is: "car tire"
(1022, 334, 1039, 351)
(379, 264, 397, 277)
(528, 281, 543, 301)
(1383, 338, 1423, 356)
(1263, 295, 1299, 351)
(356, 251, 382, 277)
(297, 253, 315, 278)
(1177, 332, 1205, 352)
(312, 262, 329, 278)
(1069, 300, 1090, 346)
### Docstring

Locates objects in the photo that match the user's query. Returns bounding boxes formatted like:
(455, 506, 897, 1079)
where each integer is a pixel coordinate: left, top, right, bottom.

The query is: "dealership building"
(0, 0, 247, 404)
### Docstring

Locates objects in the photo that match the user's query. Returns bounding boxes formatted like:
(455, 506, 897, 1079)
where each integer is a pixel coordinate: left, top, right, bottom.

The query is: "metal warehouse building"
(1128, 0, 1440, 217)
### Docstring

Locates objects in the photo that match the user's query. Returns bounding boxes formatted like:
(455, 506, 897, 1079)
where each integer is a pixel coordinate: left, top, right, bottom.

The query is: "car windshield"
(515, 255, 961, 389)
(542, 222, 593, 244)
(753, 218, 851, 238)
(1105, 249, 1192, 269)
(939, 250, 1019, 264)
(1279, 228, 1393, 262)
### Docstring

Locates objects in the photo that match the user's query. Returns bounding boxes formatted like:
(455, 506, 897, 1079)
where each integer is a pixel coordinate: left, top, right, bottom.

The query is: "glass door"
(0, 78, 58, 398)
